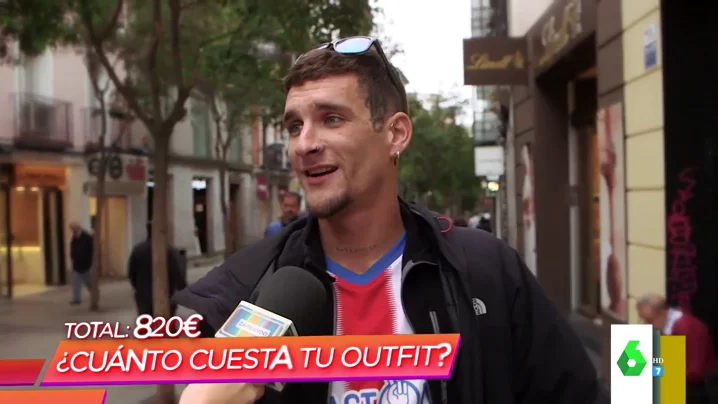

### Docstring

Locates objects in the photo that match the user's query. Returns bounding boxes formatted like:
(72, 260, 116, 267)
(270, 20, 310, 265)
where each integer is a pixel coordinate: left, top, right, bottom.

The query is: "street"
(0, 264, 215, 404)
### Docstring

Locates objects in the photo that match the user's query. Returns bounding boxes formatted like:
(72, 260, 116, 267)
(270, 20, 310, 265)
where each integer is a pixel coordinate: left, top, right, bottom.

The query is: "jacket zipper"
(326, 282, 337, 403)
(403, 260, 448, 404)
(429, 311, 448, 404)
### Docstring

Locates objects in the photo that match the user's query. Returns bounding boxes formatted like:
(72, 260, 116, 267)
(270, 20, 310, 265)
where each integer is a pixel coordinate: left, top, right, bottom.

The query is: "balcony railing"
(12, 92, 73, 150)
(83, 107, 149, 154)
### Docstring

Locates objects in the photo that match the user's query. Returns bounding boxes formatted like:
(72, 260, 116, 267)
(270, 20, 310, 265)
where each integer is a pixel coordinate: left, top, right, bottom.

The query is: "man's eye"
(324, 116, 342, 125)
(287, 123, 302, 135)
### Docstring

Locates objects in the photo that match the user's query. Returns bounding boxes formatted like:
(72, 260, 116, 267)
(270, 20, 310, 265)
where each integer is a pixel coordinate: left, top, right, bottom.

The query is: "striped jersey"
(327, 233, 431, 404)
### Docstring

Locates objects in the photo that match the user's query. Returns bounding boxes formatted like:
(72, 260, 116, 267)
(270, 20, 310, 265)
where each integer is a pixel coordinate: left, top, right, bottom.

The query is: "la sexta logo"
(617, 340, 647, 376)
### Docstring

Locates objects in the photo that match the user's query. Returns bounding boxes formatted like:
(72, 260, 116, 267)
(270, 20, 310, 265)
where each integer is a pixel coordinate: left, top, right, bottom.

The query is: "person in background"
(467, 213, 481, 229)
(477, 213, 492, 233)
(637, 294, 718, 404)
(69, 221, 94, 305)
(453, 216, 468, 227)
(128, 222, 187, 317)
(277, 188, 287, 203)
(264, 191, 302, 238)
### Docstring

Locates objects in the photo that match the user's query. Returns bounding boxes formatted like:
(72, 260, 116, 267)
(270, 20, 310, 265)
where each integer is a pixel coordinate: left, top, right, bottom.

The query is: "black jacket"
(174, 200, 598, 404)
(128, 240, 187, 315)
(70, 230, 94, 273)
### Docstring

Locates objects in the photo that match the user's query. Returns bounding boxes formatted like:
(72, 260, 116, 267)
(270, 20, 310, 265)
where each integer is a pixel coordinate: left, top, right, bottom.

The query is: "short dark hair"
(453, 217, 468, 227)
(284, 46, 407, 130)
(281, 191, 302, 205)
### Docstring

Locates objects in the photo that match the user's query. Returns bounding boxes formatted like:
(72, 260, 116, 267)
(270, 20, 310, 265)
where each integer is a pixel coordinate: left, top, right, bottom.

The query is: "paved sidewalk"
(0, 264, 215, 403)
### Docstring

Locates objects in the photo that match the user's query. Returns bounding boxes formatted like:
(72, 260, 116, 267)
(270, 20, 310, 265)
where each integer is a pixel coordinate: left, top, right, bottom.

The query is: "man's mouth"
(304, 166, 338, 178)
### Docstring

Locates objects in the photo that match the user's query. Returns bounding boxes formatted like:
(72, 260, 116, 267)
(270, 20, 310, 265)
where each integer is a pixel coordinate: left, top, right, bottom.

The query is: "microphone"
(214, 266, 328, 391)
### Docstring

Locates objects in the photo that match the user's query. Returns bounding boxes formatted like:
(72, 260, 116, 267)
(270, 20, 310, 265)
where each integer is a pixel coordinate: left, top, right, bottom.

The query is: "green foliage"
(0, 0, 76, 58)
(2, 0, 376, 124)
(399, 95, 483, 212)
(194, 0, 377, 153)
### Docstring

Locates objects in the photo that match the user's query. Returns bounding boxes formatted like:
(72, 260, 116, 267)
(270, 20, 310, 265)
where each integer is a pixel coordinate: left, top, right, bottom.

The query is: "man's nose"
(293, 124, 320, 156)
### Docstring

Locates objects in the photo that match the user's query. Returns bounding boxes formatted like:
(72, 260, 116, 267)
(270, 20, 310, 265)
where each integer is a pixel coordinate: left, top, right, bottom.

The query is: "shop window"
(11, 187, 41, 246)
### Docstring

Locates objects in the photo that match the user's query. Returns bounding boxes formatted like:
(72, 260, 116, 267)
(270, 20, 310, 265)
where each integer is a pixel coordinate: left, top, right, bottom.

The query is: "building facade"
(465, 0, 718, 380)
(467, 0, 511, 238)
(0, 45, 289, 298)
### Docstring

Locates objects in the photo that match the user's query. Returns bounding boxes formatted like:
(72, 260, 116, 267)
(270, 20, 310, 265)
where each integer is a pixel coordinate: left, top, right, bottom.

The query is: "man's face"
(281, 195, 300, 222)
(69, 223, 80, 234)
(284, 74, 393, 218)
(637, 305, 666, 331)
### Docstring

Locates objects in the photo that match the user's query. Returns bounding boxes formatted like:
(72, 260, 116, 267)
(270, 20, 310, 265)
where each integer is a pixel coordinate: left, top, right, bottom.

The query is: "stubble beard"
(306, 191, 352, 219)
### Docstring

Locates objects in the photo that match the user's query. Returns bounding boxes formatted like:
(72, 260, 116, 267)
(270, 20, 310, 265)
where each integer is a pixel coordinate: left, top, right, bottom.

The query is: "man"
(264, 191, 302, 238)
(128, 222, 187, 316)
(477, 214, 492, 233)
(637, 294, 718, 403)
(69, 221, 94, 305)
(176, 37, 596, 404)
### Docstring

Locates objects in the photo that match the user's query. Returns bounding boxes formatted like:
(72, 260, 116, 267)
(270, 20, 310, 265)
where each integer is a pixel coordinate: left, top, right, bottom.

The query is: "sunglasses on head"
(296, 36, 407, 113)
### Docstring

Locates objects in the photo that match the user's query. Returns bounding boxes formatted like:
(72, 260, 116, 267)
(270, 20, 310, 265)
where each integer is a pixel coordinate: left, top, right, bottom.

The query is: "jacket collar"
(274, 198, 440, 271)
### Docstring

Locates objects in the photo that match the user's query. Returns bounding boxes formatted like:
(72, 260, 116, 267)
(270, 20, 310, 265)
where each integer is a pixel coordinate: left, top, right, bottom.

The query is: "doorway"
(89, 196, 128, 278)
(228, 183, 240, 252)
(0, 184, 11, 298)
(41, 188, 66, 286)
(570, 77, 600, 318)
(146, 181, 153, 221)
(9, 185, 65, 295)
(192, 177, 209, 255)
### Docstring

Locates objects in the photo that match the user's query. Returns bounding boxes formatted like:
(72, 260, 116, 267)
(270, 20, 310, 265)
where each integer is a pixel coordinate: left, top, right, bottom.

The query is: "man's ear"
(387, 112, 412, 157)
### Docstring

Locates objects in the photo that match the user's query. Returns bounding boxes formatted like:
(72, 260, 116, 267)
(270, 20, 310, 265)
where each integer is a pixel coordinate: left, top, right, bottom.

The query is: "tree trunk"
(89, 154, 108, 311)
(151, 132, 175, 404)
(218, 165, 233, 259)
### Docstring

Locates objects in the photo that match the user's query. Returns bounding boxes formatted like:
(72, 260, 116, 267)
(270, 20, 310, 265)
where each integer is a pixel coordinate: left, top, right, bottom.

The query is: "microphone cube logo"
(617, 340, 647, 376)
(216, 302, 295, 338)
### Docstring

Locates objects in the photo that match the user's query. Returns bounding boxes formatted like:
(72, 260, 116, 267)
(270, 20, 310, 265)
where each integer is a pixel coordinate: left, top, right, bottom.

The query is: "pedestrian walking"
(177, 36, 596, 403)
(69, 221, 94, 305)
(128, 222, 187, 317)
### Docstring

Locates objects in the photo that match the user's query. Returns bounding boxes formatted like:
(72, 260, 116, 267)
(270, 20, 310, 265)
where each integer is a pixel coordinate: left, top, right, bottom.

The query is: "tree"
(0, 1, 76, 59)
(400, 95, 483, 214)
(196, 24, 279, 257)
(84, 50, 134, 311)
(4, 1, 236, 401)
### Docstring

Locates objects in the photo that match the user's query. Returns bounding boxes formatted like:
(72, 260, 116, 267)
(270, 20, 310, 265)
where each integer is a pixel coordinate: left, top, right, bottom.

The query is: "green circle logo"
(617, 340, 647, 376)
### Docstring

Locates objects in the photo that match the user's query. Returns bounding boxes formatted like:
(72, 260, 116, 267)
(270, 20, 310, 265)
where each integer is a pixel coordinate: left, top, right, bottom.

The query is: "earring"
(393, 151, 400, 166)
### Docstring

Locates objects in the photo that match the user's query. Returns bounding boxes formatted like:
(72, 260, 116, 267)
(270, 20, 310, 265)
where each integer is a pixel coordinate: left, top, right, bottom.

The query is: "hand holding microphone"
(180, 266, 328, 403)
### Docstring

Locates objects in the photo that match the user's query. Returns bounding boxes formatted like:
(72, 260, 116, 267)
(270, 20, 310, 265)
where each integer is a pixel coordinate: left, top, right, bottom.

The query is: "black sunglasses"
(296, 36, 408, 113)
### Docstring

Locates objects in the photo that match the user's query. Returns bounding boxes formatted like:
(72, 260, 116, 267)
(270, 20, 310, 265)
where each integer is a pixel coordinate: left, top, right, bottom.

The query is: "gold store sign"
(14, 164, 66, 187)
(534, 0, 595, 71)
(467, 51, 525, 70)
(463, 37, 528, 86)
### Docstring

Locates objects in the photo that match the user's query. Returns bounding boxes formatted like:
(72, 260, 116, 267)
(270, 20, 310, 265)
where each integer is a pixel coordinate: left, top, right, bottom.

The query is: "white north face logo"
(472, 298, 487, 315)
